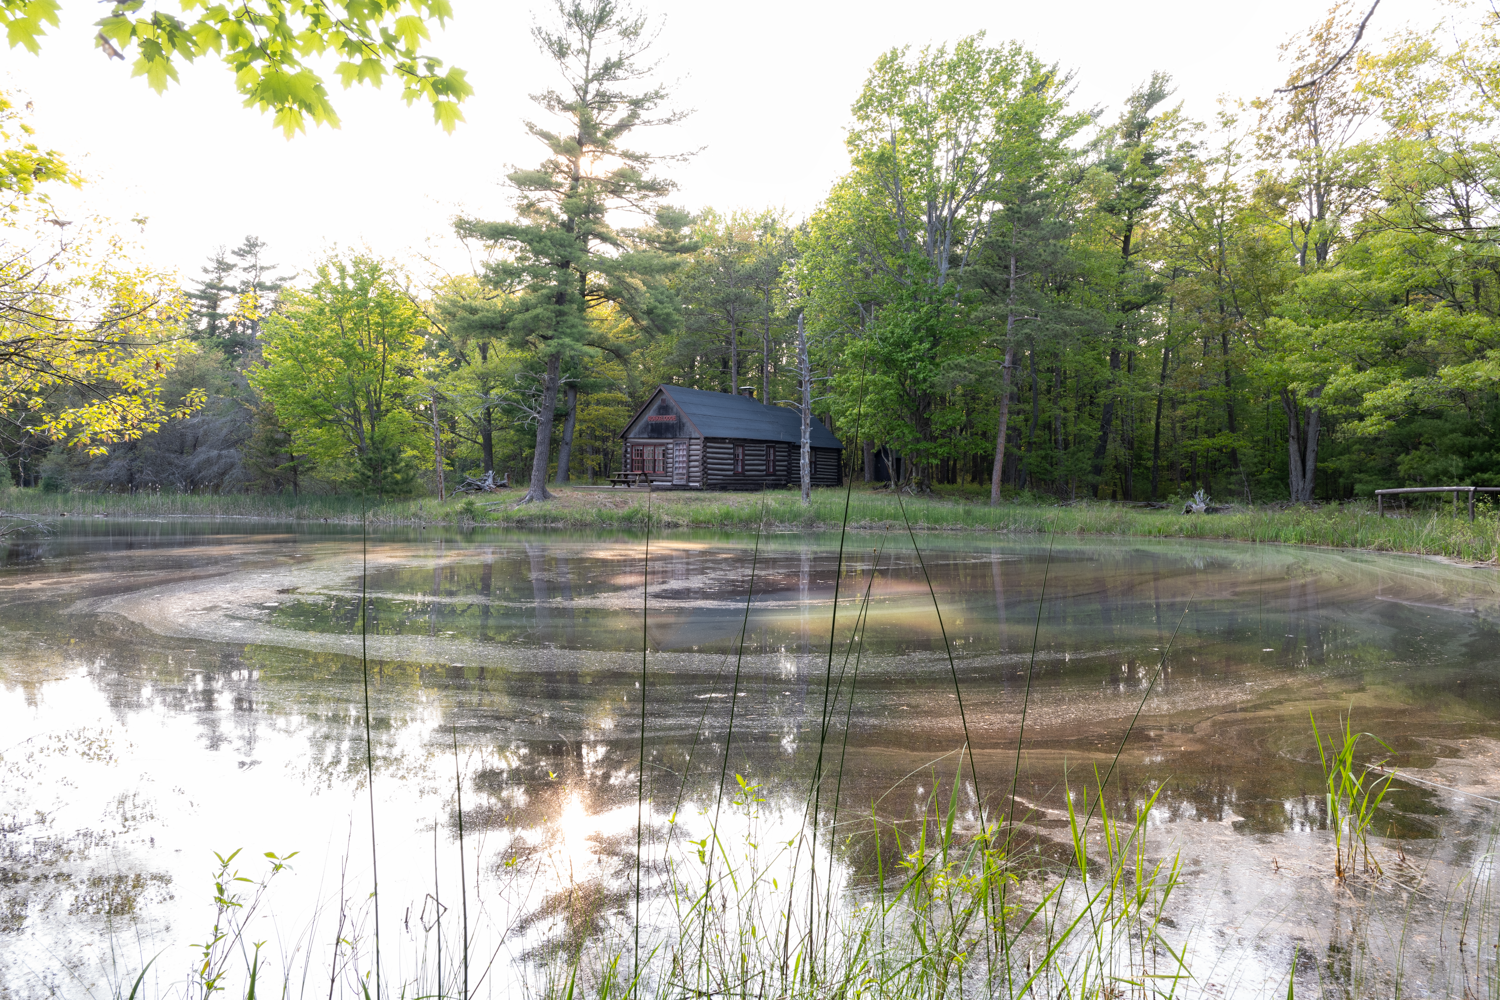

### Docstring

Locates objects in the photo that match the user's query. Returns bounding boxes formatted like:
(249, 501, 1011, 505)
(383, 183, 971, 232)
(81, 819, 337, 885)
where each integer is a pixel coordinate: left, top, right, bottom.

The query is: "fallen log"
(453, 471, 509, 494)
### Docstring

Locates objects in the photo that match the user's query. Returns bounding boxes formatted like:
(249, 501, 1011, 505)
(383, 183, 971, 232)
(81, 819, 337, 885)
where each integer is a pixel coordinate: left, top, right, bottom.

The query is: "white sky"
(2, 0, 1453, 285)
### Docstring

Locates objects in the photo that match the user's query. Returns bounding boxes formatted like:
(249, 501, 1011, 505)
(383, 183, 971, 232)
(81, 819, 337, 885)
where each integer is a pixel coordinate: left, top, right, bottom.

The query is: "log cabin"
(619, 385, 843, 489)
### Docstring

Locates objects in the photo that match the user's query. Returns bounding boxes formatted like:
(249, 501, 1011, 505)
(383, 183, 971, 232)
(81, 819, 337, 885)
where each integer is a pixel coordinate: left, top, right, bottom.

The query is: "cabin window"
(765, 444, 775, 475)
(733, 444, 744, 474)
(633, 445, 668, 474)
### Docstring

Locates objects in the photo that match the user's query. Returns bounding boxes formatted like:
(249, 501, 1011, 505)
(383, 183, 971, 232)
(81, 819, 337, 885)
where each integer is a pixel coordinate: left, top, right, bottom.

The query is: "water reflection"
(2, 521, 1500, 997)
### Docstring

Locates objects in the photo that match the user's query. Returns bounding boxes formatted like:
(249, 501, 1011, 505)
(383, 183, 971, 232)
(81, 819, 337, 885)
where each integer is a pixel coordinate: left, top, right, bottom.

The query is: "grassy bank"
(4, 484, 1500, 562)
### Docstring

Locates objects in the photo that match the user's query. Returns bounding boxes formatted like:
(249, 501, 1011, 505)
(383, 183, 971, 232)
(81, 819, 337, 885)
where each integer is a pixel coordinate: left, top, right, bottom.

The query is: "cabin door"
(673, 440, 688, 485)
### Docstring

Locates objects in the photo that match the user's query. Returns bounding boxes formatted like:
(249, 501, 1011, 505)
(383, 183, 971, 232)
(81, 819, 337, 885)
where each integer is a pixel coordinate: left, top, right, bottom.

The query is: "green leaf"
(272, 106, 306, 138)
(392, 14, 427, 50)
(18, 0, 466, 134)
(356, 57, 385, 86)
(3, 0, 62, 54)
(189, 21, 221, 52)
(432, 98, 462, 132)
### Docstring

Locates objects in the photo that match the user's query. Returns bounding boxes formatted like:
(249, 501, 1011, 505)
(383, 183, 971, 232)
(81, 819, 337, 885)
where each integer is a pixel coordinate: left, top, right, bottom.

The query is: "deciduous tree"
(248, 253, 430, 496)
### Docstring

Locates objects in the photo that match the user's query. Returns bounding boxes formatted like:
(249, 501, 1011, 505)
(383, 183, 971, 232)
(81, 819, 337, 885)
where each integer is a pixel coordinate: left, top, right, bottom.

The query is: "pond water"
(3, 519, 1500, 998)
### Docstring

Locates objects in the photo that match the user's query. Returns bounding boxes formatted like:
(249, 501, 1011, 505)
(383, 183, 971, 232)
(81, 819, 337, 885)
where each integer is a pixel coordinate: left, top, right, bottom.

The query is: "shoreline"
(4, 485, 1500, 564)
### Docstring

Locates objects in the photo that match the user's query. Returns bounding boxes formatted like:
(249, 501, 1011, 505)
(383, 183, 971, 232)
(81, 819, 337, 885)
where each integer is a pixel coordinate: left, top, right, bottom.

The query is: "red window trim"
(631, 443, 671, 475)
(765, 444, 775, 475)
(733, 443, 744, 474)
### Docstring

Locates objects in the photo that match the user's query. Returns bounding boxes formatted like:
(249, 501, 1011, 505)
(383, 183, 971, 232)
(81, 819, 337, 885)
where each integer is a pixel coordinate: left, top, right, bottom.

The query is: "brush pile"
(452, 471, 509, 494)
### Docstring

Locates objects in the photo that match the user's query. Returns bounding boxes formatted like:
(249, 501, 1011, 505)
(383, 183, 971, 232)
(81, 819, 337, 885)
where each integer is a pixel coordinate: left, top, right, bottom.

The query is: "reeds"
(1311, 711, 1397, 880)
(1060, 777, 1187, 999)
(187, 849, 296, 999)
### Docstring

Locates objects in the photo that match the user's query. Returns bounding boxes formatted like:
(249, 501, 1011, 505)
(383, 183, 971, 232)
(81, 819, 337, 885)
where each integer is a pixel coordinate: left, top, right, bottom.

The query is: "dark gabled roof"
(623, 385, 843, 449)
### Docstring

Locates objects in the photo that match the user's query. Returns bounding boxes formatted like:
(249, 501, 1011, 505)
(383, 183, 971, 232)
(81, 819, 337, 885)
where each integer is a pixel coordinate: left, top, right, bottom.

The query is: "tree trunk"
(798, 313, 811, 505)
(1150, 345, 1169, 500)
(989, 343, 1016, 506)
(990, 247, 1021, 506)
(863, 440, 874, 483)
(1055, 367, 1064, 454)
(1221, 328, 1240, 472)
(430, 393, 445, 501)
(555, 384, 578, 485)
(1021, 339, 1040, 489)
(1282, 386, 1323, 504)
(1090, 345, 1122, 493)
(480, 406, 494, 475)
(521, 354, 562, 503)
(762, 313, 771, 405)
(1122, 350, 1136, 500)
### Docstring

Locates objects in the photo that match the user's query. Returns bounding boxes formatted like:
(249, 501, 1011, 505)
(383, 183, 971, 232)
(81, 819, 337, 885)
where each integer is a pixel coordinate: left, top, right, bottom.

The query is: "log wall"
(619, 437, 841, 489)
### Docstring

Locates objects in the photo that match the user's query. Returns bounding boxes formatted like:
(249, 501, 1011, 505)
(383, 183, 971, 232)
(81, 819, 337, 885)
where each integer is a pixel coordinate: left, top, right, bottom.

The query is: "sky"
(1, 0, 1454, 285)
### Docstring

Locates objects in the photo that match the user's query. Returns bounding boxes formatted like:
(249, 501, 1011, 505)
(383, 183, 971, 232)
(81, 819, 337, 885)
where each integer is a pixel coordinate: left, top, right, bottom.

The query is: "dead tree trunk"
(480, 407, 494, 475)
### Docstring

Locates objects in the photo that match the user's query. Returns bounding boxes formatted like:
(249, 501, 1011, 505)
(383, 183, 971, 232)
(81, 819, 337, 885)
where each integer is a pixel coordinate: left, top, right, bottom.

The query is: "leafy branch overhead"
(0, 0, 472, 136)
(0, 238, 207, 456)
(0, 92, 78, 213)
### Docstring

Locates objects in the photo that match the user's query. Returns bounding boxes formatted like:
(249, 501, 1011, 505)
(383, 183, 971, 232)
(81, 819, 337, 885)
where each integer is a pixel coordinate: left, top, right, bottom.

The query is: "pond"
(2, 519, 1499, 998)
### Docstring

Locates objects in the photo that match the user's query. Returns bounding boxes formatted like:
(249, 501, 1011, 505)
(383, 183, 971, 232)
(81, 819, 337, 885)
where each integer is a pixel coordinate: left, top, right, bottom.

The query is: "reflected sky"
(3, 520, 1500, 997)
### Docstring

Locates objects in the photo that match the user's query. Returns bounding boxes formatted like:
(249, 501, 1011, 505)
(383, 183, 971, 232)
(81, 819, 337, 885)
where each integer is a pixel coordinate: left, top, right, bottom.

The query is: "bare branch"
(0, 513, 53, 538)
(1274, 0, 1381, 94)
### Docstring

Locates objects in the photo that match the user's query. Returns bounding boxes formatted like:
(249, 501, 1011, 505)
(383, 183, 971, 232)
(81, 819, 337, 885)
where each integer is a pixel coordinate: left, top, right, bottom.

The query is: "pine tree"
(1087, 74, 1180, 498)
(229, 236, 291, 362)
(185, 237, 291, 364)
(186, 248, 237, 343)
(455, 0, 689, 503)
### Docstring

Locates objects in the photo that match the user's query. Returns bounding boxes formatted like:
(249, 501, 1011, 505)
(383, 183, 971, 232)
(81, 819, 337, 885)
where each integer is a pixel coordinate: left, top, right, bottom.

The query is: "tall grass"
(1310, 711, 1397, 881)
(0, 489, 434, 523)
(9, 486, 1500, 561)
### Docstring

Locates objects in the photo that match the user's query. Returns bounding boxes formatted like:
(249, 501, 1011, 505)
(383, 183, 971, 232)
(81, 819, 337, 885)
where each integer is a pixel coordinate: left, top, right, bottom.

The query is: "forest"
(3, 0, 1498, 509)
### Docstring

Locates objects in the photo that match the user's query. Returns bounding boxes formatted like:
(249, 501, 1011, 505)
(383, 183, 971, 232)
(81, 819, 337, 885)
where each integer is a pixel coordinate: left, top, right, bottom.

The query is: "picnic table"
(610, 473, 650, 488)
